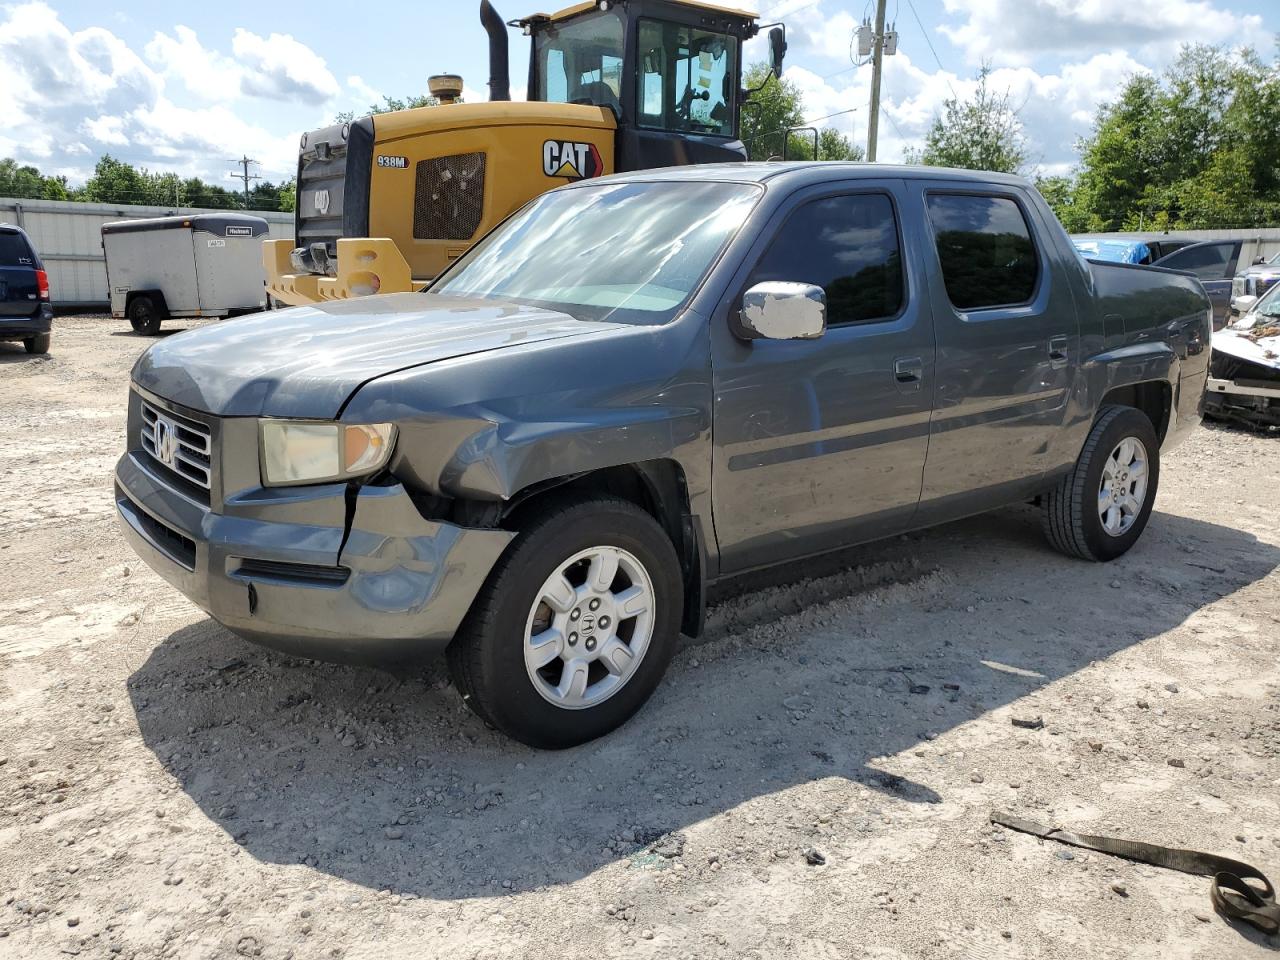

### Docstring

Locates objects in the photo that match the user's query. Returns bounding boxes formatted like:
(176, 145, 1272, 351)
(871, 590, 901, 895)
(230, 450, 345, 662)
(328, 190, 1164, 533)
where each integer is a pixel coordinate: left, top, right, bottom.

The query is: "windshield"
(1234, 283, 1280, 329)
(432, 180, 760, 325)
(535, 11, 625, 114)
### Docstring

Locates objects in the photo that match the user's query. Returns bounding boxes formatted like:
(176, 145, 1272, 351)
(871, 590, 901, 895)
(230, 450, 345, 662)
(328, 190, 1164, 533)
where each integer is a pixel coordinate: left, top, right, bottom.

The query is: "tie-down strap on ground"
(991, 810, 1278, 937)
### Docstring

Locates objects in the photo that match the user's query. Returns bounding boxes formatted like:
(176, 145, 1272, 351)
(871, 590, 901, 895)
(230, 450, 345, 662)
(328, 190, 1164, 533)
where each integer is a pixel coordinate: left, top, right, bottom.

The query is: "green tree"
(1068, 44, 1280, 230)
(0, 158, 69, 199)
(276, 179, 296, 213)
(1034, 174, 1087, 232)
(914, 65, 1027, 174)
(740, 64, 863, 161)
(741, 65, 804, 160)
(336, 93, 438, 124)
(77, 155, 153, 204)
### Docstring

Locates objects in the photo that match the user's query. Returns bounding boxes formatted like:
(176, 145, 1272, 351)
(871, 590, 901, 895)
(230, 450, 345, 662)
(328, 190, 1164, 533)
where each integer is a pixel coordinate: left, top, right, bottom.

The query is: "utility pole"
(857, 4, 897, 162)
(866, 0, 887, 162)
(228, 156, 261, 209)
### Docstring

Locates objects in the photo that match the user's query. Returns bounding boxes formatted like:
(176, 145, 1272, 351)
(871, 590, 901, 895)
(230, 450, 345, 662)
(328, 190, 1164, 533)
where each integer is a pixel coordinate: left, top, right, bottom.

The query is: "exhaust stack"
(479, 0, 511, 102)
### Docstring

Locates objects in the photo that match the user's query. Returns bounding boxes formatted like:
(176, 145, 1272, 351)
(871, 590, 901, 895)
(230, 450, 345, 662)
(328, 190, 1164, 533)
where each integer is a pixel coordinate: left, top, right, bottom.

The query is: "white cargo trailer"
(102, 214, 269, 335)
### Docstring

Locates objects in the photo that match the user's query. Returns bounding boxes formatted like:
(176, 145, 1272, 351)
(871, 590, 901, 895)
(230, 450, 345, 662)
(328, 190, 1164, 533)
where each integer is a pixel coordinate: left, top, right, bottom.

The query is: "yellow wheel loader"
(264, 0, 786, 305)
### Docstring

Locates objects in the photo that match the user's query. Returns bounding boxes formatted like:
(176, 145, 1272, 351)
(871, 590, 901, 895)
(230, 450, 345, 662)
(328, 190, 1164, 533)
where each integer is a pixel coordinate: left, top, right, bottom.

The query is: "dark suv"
(0, 223, 52, 354)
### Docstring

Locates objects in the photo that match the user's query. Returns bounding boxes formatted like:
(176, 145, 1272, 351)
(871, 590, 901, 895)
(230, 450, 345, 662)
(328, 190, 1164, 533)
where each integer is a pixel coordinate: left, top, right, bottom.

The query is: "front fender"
(341, 312, 713, 505)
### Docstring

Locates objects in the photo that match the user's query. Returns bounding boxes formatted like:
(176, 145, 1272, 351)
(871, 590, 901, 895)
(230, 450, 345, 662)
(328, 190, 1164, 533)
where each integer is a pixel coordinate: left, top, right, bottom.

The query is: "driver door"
(710, 182, 935, 575)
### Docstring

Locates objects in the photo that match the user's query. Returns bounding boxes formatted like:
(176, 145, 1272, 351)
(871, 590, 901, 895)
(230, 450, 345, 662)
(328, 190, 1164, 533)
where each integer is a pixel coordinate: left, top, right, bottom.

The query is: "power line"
(763, 0, 821, 20)
(904, 0, 959, 101)
(881, 104, 910, 145)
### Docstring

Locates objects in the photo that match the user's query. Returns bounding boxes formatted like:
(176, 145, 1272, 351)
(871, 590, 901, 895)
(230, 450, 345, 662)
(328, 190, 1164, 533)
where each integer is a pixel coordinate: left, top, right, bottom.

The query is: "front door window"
(636, 19, 737, 137)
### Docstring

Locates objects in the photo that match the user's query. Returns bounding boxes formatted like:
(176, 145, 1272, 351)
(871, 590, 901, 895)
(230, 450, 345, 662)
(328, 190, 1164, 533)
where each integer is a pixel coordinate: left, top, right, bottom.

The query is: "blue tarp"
(1071, 237, 1153, 264)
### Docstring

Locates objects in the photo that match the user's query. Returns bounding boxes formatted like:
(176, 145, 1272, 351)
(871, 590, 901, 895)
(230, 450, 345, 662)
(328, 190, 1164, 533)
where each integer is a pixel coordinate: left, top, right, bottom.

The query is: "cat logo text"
(542, 140, 603, 180)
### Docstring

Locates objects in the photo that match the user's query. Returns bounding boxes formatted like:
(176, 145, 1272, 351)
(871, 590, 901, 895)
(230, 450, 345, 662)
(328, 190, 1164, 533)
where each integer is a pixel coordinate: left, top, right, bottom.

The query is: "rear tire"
(128, 295, 164, 336)
(1042, 405, 1160, 561)
(448, 496, 682, 749)
(24, 333, 50, 355)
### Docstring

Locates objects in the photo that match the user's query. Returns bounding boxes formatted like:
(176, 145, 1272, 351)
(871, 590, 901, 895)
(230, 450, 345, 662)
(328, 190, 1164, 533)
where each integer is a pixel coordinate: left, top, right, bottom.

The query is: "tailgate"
(0, 266, 39, 317)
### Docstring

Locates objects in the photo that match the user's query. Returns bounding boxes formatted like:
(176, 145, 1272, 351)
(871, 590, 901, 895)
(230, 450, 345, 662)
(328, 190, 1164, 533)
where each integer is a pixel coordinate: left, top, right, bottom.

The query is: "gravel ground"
(1, 315, 1278, 960)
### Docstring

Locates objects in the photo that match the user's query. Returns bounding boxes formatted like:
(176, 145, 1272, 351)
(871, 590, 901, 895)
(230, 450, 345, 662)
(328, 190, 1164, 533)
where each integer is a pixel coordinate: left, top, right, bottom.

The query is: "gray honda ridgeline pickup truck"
(116, 164, 1210, 748)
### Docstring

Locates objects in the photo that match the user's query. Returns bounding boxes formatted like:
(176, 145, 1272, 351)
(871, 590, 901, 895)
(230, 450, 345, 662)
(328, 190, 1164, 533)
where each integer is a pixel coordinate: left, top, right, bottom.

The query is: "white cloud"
(145, 25, 239, 102)
(232, 28, 339, 101)
(785, 3, 861, 61)
(347, 74, 382, 107)
(0, 3, 337, 184)
(145, 24, 339, 103)
(939, 0, 1263, 66)
(738, 0, 1260, 171)
(0, 2, 160, 113)
(82, 115, 129, 146)
(774, 48, 1152, 171)
(129, 98, 299, 173)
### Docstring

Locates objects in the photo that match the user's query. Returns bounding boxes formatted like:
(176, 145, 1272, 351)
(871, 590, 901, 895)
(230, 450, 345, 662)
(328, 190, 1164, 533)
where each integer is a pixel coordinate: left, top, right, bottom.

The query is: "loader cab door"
(620, 11, 748, 171)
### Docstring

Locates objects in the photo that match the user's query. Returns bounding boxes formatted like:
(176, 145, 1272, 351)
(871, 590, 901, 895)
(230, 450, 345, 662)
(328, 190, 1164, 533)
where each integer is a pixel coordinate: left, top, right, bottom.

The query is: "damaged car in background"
(1207, 284, 1280, 430)
(1231, 250, 1280, 310)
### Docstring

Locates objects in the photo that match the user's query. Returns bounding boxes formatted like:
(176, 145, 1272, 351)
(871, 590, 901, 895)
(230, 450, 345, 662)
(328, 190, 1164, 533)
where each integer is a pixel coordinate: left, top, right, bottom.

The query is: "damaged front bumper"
(1206, 325, 1280, 429)
(114, 447, 513, 665)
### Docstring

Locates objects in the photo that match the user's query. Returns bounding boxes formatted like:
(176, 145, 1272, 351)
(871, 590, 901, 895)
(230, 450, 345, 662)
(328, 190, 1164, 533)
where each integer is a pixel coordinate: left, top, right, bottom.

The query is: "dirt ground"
(1, 315, 1278, 960)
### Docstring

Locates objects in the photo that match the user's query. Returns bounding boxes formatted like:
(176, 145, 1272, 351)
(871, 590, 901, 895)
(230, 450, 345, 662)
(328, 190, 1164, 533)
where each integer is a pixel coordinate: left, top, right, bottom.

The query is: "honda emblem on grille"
(313, 189, 330, 215)
(152, 416, 178, 468)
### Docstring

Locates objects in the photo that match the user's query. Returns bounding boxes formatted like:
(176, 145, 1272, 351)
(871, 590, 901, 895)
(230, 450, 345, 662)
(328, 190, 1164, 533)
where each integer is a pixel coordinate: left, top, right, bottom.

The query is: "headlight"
(259, 421, 396, 486)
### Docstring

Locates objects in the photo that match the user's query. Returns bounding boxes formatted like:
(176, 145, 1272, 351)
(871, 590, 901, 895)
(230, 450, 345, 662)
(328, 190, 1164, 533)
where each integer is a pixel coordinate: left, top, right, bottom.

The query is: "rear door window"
(1155, 242, 1239, 281)
(748, 193, 904, 325)
(0, 233, 34, 267)
(926, 194, 1038, 310)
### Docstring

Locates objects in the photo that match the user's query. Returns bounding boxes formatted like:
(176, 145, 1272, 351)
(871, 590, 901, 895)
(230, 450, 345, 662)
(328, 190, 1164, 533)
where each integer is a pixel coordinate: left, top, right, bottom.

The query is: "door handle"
(894, 356, 923, 390)
(1048, 335, 1069, 368)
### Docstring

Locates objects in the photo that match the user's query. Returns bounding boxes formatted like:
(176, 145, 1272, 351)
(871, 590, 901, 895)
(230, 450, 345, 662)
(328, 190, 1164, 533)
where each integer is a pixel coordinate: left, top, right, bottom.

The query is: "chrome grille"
(140, 400, 212, 491)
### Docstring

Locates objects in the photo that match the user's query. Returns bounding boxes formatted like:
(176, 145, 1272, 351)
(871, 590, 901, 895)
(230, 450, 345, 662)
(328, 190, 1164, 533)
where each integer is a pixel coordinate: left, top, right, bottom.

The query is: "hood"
(132, 293, 620, 417)
(1213, 318, 1280, 370)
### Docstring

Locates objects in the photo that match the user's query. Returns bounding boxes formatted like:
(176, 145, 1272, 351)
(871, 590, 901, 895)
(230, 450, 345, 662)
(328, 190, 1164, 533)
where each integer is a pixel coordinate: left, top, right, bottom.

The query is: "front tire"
(24, 333, 50, 354)
(448, 496, 682, 749)
(128, 295, 164, 335)
(1042, 405, 1160, 561)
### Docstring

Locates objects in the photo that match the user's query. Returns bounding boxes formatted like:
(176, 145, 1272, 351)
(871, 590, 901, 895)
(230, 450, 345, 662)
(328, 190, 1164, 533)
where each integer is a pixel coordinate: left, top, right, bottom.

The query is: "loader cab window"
(536, 11, 625, 116)
(637, 19, 737, 137)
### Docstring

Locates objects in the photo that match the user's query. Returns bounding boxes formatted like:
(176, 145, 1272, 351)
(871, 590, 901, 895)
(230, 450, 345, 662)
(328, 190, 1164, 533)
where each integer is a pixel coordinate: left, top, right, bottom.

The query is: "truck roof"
(578, 161, 1033, 190)
(101, 213, 270, 237)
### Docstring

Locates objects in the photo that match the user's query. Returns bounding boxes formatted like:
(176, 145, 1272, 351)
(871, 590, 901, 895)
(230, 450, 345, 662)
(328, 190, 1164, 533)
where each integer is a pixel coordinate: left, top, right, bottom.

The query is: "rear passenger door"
(1153, 241, 1241, 329)
(710, 181, 935, 574)
(915, 187, 1080, 520)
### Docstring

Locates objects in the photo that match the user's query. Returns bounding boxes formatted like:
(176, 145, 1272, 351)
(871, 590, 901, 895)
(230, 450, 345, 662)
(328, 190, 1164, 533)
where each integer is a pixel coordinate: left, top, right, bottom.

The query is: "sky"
(0, 0, 1271, 188)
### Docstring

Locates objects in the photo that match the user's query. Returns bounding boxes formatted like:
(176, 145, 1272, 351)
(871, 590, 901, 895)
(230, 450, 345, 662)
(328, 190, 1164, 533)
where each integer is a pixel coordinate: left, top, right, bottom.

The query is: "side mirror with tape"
(736, 281, 826, 341)
(1231, 294, 1258, 316)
